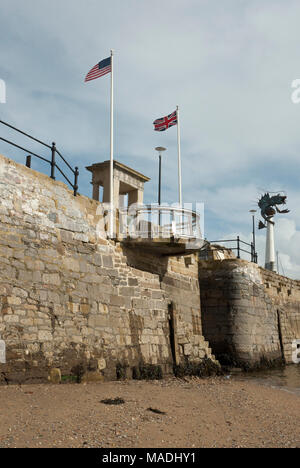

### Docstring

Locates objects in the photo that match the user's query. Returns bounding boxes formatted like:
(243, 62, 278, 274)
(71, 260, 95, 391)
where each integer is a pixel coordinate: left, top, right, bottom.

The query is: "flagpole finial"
(111, 49, 114, 56)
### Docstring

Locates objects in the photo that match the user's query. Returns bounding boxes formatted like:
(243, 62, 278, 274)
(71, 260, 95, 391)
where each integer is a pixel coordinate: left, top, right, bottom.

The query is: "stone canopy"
(86, 160, 150, 209)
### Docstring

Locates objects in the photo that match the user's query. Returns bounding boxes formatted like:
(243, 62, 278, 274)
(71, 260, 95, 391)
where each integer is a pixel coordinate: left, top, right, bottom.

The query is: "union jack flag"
(153, 110, 178, 132)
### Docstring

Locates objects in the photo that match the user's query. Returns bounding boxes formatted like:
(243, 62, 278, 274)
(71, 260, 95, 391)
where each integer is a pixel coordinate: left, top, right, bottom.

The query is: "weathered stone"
(81, 371, 105, 383)
(43, 273, 61, 286)
(0, 154, 217, 385)
(199, 259, 300, 365)
(102, 256, 113, 268)
(48, 368, 61, 384)
(63, 258, 80, 272)
(38, 330, 52, 342)
(97, 358, 106, 370)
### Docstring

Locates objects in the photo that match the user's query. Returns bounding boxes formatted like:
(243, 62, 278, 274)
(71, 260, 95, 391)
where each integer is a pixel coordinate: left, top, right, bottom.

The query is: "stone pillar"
(102, 174, 120, 206)
(265, 218, 276, 271)
(102, 171, 110, 204)
(119, 195, 127, 209)
(128, 189, 144, 206)
(92, 183, 100, 201)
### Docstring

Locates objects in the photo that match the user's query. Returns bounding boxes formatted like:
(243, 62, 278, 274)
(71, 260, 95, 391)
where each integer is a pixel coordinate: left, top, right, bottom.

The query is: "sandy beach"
(0, 376, 299, 448)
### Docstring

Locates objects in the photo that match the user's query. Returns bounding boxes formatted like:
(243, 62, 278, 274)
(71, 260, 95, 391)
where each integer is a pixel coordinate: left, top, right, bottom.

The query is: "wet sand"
(0, 376, 299, 448)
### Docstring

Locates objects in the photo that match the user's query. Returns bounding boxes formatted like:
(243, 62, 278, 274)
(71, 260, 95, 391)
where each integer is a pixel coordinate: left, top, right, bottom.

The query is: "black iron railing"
(206, 236, 258, 263)
(0, 120, 79, 196)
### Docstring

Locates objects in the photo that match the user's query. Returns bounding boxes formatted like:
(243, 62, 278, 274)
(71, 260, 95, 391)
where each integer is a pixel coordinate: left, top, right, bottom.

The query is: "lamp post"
(155, 146, 166, 225)
(250, 209, 257, 263)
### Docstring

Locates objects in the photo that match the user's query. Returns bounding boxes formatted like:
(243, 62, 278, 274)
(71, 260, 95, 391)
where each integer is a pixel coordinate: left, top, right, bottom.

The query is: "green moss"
(248, 356, 286, 372)
(61, 374, 78, 383)
(173, 357, 223, 378)
(217, 353, 286, 373)
(116, 362, 128, 380)
(132, 364, 163, 380)
(70, 363, 86, 383)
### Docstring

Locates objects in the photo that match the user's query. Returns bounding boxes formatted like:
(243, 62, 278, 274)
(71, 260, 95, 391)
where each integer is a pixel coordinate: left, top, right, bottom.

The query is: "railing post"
(74, 167, 79, 196)
(171, 208, 176, 237)
(237, 236, 240, 259)
(51, 142, 56, 180)
(25, 155, 31, 168)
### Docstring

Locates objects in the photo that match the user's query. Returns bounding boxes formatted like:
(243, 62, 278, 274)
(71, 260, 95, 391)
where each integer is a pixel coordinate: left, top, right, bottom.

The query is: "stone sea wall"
(0, 154, 214, 384)
(199, 259, 300, 365)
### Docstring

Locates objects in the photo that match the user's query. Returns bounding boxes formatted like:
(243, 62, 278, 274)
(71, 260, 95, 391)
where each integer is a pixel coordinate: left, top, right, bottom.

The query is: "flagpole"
(110, 49, 114, 238)
(176, 105, 182, 206)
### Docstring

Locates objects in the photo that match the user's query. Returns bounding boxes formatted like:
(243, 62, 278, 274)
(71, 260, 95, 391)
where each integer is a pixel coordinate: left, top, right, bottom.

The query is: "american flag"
(85, 57, 111, 82)
(153, 110, 178, 131)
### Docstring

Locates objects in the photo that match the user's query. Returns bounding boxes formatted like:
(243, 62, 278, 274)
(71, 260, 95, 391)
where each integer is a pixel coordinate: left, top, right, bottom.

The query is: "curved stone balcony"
(118, 204, 204, 255)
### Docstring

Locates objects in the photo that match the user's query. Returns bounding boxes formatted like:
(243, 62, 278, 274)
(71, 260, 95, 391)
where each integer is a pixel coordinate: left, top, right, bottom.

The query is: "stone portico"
(86, 160, 150, 209)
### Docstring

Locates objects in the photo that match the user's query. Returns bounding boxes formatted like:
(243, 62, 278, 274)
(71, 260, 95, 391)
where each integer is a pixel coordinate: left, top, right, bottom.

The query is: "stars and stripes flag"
(153, 110, 178, 132)
(84, 57, 112, 82)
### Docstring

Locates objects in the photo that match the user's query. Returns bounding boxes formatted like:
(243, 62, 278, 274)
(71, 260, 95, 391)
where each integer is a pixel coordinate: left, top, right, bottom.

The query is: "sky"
(1, 0, 300, 277)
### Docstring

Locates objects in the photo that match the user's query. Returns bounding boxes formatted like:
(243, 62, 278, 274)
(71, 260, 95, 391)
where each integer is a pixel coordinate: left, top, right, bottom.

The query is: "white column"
(265, 218, 276, 271)
(176, 105, 182, 206)
(109, 49, 114, 238)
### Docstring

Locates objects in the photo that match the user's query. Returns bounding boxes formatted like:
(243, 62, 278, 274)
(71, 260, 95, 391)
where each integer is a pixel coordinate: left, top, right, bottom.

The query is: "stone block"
(6, 296, 22, 305)
(97, 358, 106, 370)
(4, 315, 19, 323)
(119, 286, 139, 297)
(43, 273, 61, 286)
(102, 256, 113, 268)
(81, 371, 105, 383)
(184, 344, 192, 355)
(48, 368, 61, 384)
(38, 330, 52, 342)
(63, 257, 80, 272)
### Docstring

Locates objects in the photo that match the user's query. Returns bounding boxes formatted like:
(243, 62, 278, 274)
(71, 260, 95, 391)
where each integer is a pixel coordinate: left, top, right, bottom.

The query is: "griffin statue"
(258, 193, 290, 229)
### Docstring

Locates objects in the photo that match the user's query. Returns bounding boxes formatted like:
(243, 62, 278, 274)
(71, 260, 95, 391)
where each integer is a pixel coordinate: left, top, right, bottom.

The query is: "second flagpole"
(110, 49, 114, 238)
(176, 105, 182, 206)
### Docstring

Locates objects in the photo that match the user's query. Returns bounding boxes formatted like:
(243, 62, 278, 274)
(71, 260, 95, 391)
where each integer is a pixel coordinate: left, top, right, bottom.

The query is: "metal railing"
(205, 236, 258, 263)
(0, 120, 79, 196)
(119, 205, 202, 241)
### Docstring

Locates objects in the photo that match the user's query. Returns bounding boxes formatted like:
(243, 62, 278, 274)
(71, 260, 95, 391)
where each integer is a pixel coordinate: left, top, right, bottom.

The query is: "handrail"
(210, 238, 253, 248)
(0, 120, 79, 196)
(0, 119, 52, 149)
(126, 204, 200, 216)
(206, 236, 258, 263)
(119, 204, 201, 241)
(55, 147, 76, 174)
(0, 137, 50, 164)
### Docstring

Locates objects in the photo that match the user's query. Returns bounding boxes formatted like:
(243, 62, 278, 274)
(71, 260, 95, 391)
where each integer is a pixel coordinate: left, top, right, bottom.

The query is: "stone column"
(92, 183, 100, 201)
(128, 189, 144, 206)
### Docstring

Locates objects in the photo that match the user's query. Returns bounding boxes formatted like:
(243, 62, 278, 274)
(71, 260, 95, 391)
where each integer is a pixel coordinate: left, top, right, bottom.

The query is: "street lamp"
(250, 209, 257, 263)
(155, 147, 166, 225)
